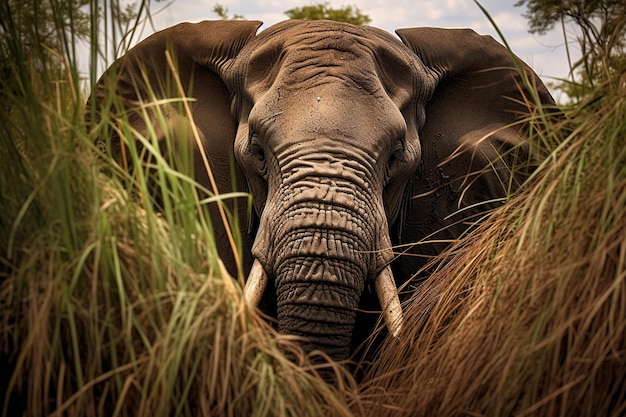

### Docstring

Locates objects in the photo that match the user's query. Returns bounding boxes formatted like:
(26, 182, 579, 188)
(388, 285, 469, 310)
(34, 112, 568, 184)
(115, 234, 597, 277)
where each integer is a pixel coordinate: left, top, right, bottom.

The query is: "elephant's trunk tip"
(245, 259, 404, 340)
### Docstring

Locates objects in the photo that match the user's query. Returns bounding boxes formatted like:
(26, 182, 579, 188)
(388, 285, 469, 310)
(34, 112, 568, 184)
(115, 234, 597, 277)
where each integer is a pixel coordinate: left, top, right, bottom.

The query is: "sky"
(128, 0, 577, 100)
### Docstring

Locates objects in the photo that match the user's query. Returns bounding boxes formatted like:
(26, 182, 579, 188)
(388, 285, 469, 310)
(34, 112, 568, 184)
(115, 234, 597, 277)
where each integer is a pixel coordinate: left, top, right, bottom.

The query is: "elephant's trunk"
(245, 261, 402, 356)
(245, 186, 402, 362)
(275, 197, 373, 362)
(274, 252, 364, 360)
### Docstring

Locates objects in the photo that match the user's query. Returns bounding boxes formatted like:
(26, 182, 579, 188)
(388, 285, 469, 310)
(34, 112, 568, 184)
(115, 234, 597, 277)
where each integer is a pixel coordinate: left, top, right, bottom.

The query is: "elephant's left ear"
(391, 28, 555, 274)
(396, 27, 554, 137)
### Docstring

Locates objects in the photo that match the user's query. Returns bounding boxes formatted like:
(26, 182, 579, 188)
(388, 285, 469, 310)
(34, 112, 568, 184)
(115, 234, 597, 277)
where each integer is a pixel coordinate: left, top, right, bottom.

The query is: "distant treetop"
(284, 3, 371, 25)
(515, 0, 626, 101)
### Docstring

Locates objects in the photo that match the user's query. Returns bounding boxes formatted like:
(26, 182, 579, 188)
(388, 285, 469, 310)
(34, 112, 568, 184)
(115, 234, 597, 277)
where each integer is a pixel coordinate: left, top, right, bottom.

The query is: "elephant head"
(89, 20, 553, 364)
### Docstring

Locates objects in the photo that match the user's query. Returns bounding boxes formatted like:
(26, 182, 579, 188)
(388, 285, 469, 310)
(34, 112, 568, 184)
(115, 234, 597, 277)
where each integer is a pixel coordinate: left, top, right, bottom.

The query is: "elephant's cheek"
(274, 255, 364, 361)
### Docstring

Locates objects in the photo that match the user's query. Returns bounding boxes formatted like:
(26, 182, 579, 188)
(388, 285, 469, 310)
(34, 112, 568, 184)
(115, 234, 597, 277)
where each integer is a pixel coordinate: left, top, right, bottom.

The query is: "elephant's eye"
(388, 140, 404, 171)
(248, 134, 266, 162)
(247, 133, 267, 178)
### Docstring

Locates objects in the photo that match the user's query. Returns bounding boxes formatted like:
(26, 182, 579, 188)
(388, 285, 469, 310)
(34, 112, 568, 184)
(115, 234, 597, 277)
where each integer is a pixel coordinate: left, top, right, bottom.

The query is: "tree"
(1, 0, 93, 103)
(0, 0, 91, 52)
(284, 2, 371, 25)
(0, 0, 154, 93)
(212, 3, 244, 20)
(516, 0, 626, 100)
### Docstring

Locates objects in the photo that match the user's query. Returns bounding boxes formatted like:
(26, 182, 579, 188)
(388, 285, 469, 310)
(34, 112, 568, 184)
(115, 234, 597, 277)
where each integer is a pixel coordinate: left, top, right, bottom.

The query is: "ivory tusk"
(243, 259, 269, 308)
(375, 265, 403, 338)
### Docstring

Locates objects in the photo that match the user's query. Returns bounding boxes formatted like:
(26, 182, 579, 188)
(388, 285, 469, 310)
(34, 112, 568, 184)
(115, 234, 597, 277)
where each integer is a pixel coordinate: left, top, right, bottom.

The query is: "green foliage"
(212, 3, 244, 20)
(0, 0, 92, 50)
(284, 2, 371, 25)
(0, 0, 155, 100)
(515, 0, 624, 36)
(1, 0, 88, 102)
(515, 0, 626, 101)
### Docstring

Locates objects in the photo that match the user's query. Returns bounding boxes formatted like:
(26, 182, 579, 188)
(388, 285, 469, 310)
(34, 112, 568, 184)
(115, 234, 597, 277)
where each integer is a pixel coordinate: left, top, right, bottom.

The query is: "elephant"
(88, 19, 554, 366)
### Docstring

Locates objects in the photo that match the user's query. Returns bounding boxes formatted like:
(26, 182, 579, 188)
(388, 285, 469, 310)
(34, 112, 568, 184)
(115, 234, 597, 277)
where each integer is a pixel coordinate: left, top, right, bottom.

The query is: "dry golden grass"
(359, 76, 626, 417)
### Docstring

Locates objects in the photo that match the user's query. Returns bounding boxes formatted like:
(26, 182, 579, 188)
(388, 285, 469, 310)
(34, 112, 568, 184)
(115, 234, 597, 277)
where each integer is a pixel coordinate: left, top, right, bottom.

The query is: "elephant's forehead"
(281, 25, 374, 56)
(246, 22, 402, 94)
(248, 81, 405, 155)
(284, 33, 382, 90)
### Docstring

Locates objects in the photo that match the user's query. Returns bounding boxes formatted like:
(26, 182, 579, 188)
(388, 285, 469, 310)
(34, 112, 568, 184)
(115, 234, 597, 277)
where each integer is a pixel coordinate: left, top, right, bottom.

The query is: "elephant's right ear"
(89, 19, 261, 107)
(87, 20, 262, 188)
(87, 21, 261, 276)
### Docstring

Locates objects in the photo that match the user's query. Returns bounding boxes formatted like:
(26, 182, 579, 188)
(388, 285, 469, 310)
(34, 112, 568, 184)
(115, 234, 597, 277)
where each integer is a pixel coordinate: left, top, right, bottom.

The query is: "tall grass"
(0, 2, 356, 416)
(2, 1, 625, 416)
(359, 73, 626, 416)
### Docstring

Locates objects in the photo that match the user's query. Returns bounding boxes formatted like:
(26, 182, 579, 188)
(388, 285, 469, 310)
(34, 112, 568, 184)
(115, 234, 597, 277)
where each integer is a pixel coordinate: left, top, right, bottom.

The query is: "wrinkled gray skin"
(89, 20, 554, 364)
